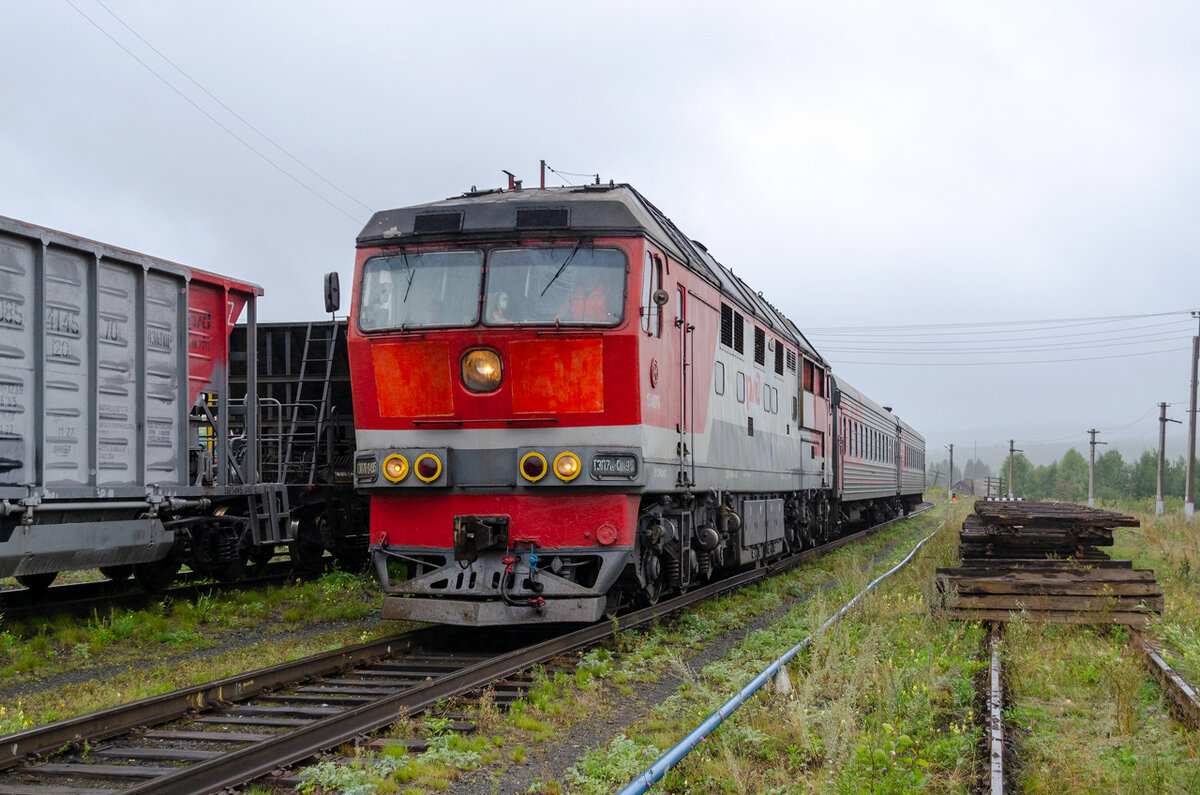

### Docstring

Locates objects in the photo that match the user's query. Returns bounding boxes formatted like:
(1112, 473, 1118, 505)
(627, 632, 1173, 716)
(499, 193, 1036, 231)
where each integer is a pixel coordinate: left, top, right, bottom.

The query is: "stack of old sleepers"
(936, 501, 1161, 627)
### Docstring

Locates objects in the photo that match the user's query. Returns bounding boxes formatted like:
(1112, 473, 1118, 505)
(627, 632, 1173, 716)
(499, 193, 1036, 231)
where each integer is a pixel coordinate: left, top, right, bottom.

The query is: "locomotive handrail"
(618, 511, 948, 795)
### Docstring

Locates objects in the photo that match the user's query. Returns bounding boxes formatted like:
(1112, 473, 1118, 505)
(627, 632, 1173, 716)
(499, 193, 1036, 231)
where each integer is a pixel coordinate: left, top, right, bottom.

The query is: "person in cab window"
(488, 291, 509, 322)
(566, 280, 618, 322)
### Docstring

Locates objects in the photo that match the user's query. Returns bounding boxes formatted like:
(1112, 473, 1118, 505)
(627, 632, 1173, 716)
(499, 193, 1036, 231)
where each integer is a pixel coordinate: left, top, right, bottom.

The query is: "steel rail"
(0, 631, 422, 769)
(0, 504, 933, 793)
(987, 624, 1005, 794)
(1132, 631, 1200, 729)
(0, 564, 301, 624)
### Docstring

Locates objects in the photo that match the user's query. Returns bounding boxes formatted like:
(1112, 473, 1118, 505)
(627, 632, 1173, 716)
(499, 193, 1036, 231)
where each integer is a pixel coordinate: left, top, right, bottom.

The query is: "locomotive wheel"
(16, 572, 57, 592)
(637, 573, 663, 606)
(134, 557, 181, 591)
(603, 590, 624, 620)
(99, 565, 134, 581)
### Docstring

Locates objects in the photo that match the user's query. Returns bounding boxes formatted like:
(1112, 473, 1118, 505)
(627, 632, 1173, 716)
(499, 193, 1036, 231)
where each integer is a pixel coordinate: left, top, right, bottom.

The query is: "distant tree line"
(928, 450, 1196, 501)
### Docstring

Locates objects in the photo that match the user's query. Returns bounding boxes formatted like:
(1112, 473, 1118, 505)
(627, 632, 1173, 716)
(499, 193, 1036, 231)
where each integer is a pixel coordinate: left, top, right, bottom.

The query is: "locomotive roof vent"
(413, 212, 464, 234)
(516, 208, 569, 229)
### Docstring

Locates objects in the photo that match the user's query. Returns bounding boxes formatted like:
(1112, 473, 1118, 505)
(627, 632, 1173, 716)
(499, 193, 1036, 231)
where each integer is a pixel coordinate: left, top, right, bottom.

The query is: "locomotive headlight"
(414, 453, 443, 482)
(520, 451, 548, 482)
(461, 348, 502, 393)
(554, 451, 582, 482)
(382, 454, 409, 483)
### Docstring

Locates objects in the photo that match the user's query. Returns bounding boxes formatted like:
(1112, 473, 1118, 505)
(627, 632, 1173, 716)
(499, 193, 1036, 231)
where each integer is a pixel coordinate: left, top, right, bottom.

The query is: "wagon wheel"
(99, 565, 134, 581)
(134, 556, 181, 591)
(290, 515, 328, 576)
(16, 572, 56, 592)
(250, 545, 277, 568)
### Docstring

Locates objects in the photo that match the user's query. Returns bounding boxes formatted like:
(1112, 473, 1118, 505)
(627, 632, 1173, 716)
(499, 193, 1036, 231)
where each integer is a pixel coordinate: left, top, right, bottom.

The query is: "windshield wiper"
(400, 251, 417, 302)
(539, 240, 585, 297)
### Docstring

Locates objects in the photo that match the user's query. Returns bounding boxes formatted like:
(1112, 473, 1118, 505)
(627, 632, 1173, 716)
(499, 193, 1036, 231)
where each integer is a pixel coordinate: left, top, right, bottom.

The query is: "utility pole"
(1087, 429, 1107, 508)
(946, 444, 954, 501)
(1008, 440, 1022, 500)
(1158, 402, 1183, 516)
(1187, 311, 1199, 520)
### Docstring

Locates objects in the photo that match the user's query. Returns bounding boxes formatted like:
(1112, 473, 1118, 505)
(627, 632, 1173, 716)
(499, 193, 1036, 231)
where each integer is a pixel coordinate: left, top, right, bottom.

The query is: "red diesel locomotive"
(347, 184, 925, 624)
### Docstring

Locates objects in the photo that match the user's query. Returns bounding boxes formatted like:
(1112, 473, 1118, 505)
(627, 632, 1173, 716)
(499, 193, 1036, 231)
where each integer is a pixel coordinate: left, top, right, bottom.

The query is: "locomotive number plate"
(356, 458, 378, 480)
(590, 454, 638, 479)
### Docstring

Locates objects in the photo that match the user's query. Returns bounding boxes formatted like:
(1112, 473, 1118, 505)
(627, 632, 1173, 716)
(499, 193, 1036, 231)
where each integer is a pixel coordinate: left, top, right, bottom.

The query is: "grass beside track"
(0, 571, 405, 734)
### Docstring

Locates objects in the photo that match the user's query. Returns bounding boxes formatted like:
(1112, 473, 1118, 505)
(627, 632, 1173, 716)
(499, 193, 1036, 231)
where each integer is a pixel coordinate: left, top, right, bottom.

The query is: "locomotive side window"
(359, 250, 483, 330)
(485, 246, 626, 326)
(640, 252, 663, 337)
(754, 327, 765, 366)
(714, 361, 725, 395)
(737, 371, 746, 403)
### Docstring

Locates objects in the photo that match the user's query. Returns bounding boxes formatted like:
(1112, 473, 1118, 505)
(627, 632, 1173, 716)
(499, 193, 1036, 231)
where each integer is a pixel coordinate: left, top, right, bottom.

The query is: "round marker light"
(414, 453, 442, 482)
(554, 451, 582, 482)
(382, 454, 409, 483)
(461, 349, 502, 393)
(520, 451, 548, 482)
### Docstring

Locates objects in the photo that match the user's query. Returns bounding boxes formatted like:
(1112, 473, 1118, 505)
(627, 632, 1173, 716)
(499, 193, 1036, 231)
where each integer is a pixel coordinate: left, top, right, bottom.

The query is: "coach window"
(641, 252, 663, 337)
(714, 361, 725, 395)
(737, 371, 746, 403)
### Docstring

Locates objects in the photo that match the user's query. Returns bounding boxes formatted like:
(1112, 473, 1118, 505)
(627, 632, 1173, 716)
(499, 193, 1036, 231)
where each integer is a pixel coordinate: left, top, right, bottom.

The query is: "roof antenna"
(503, 170, 517, 190)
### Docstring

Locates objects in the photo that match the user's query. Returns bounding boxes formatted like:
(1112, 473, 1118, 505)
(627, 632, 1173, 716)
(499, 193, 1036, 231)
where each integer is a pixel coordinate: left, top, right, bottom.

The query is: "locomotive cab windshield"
(357, 244, 626, 331)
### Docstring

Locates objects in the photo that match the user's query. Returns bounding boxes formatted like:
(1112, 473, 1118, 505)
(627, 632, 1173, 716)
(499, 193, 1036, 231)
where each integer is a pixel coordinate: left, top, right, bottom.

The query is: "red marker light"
(414, 453, 442, 482)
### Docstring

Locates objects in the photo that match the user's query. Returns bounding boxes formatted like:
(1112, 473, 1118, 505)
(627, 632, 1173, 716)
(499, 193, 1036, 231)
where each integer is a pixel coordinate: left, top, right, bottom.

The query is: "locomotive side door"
(674, 285, 694, 488)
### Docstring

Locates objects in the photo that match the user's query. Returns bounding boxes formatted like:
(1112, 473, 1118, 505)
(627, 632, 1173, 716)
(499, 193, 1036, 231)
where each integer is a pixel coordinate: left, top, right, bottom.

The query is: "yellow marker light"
(414, 453, 443, 482)
(461, 348, 503, 392)
(383, 454, 409, 483)
(554, 451, 582, 482)
(520, 451, 548, 482)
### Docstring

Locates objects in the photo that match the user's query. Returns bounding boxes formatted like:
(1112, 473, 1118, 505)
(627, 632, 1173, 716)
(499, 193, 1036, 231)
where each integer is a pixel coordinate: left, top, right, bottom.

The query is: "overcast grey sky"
(3, 1, 1198, 466)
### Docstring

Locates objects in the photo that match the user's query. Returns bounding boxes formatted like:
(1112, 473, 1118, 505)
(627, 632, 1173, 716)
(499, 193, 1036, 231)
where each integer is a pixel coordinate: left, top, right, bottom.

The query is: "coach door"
(675, 285, 695, 487)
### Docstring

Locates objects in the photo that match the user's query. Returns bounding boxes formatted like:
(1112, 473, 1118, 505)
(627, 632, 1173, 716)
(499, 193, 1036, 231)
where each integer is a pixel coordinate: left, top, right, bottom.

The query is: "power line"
(829, 344, 1190, 366)
(809, 308, 1196, 334)
(819, 332, 1195, 356)
(63, 0, 367, 225)
(809, 317, 1190, 343)
(91, 0, 373, 216)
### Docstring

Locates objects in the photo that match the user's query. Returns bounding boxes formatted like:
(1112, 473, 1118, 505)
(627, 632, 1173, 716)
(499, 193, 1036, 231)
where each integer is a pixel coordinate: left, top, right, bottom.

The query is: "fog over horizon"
(3, 2, 1198, 462)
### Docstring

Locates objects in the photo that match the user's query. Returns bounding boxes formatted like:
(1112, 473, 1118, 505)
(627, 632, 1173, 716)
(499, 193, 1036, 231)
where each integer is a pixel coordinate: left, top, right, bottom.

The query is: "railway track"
(0, 563, 309, 625)
(0, 504, 934, 794)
